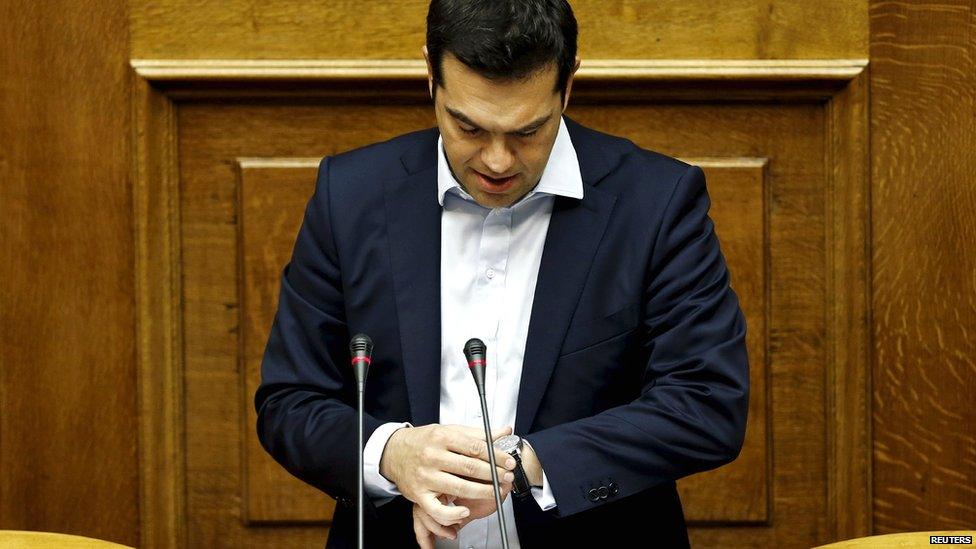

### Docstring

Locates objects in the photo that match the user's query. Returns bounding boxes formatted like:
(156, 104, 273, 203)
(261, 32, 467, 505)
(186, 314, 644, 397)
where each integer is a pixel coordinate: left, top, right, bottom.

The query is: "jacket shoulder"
(320, 127, 436, 187)
(568, 117, 691, 185)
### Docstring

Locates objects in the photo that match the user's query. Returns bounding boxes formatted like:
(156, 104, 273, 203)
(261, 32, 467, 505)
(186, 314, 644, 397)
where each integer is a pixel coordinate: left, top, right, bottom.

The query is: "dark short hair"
(426, 0, 578, 102)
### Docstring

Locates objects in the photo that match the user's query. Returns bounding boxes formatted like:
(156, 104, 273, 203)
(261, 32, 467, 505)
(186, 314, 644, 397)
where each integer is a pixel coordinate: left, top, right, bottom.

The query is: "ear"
(422, 45, 434, 100)
(562, 55, 582, 112)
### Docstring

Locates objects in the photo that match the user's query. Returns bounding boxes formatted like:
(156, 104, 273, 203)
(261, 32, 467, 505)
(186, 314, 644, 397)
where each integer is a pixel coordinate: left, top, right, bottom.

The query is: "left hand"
(412, 495, 458, 549)
(412, 484, 513, 548)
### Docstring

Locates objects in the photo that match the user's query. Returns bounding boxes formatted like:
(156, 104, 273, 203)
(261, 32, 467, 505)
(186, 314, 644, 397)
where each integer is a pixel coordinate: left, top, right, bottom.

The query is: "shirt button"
(486, 268, 496, 279)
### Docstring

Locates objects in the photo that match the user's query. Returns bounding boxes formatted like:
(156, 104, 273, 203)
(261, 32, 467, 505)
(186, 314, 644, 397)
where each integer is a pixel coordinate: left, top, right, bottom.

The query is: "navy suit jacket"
(256, 116, 749, 548)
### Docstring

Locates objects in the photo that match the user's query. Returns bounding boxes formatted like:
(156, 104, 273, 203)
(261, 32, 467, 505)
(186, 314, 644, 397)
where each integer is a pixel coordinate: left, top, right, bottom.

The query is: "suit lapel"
(384, 130, 441, 426)
(515, 118, 619, 435)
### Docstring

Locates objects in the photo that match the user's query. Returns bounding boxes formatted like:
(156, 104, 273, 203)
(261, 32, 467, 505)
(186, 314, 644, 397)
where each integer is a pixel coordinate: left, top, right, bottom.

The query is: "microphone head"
(463, 338, 486, 367)
(349, 333, 373, 357)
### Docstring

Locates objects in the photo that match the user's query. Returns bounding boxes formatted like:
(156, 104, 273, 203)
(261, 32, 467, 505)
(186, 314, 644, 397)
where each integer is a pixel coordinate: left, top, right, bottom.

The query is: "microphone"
(463, 338, 510, 549)
(350, 333, 373, 389)
(349, 333, 373, 549)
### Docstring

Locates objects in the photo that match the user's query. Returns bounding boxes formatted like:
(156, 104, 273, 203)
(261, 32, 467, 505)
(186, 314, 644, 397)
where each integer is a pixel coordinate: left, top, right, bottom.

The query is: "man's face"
(424, 48, 577, 209)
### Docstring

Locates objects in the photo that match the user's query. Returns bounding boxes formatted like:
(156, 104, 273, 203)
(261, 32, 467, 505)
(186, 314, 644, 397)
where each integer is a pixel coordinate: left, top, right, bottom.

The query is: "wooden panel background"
(0, 0, 140, 546)
(238, 159, 329, 524)
(3, 0, 971, 548)
(869, 0, 976, 533)
(163, 77, 853, 546)
(129, 0, 867, 61)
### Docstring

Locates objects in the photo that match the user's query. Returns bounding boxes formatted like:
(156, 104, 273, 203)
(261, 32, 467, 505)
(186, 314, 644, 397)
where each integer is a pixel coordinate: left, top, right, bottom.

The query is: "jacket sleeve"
(254, 156, 386, 515)
(523, 165, 750, 518)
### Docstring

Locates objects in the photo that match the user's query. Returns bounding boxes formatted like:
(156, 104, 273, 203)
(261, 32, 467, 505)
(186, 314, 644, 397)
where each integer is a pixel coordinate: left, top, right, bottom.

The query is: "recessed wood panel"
(234, 158, 773, 526)
(238, 160, 327, 524)
(179, 103, 436, 547)
(676, 159, 770, 523)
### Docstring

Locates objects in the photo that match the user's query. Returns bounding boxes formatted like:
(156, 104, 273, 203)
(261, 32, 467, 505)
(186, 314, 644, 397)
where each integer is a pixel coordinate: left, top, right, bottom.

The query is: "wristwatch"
(493, 434, 534, 500)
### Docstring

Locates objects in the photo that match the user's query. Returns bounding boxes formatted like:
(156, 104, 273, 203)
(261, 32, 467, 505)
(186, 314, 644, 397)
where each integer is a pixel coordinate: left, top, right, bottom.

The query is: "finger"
(451, 425, 512, 441)
(412, 510, 435, 549)
(431, 471, 504, 500)
(446, 435, 518, 471)
(440, 452, 516, 483)
(418, 507, 458, 540)
(420, 492, 470, 526)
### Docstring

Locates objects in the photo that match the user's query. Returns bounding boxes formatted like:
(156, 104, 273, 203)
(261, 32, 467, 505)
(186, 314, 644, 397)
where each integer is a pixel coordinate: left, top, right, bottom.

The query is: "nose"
(481, 135, 515, 175)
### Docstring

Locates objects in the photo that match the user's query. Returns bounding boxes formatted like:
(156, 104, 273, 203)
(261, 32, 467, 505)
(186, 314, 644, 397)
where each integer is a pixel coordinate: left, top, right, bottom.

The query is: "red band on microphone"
(467, 359, 486, 368)
(351, 356, 371, 366)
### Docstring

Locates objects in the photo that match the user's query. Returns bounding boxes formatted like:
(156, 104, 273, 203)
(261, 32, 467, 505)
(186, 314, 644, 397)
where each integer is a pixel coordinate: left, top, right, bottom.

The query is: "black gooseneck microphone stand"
(463, 338, 510, 549)
(349, 333, 374, 549)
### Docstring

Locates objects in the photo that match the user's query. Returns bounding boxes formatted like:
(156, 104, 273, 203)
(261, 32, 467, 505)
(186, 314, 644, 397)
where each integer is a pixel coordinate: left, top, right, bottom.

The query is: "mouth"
(474, 171, 519, 194)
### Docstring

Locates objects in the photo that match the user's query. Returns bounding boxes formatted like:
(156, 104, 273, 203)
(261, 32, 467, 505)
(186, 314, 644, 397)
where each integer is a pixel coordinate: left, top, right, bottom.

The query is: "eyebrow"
(445, 106, 552, 134)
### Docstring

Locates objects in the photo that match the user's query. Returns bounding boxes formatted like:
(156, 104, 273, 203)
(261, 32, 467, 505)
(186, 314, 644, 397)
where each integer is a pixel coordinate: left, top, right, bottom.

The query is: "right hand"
(380, 424, 516, 526)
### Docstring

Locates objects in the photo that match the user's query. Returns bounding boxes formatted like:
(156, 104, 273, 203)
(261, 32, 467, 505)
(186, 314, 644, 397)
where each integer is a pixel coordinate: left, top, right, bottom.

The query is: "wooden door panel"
(234, 157, 772, 527)
(239, 159, 326, 524)
(177, 98, 828, 547)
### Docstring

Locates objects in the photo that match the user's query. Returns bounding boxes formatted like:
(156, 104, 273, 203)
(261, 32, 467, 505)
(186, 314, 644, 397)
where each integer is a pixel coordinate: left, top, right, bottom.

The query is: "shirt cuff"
(363, 421, 412, 504)
(530, 470, 557, 511)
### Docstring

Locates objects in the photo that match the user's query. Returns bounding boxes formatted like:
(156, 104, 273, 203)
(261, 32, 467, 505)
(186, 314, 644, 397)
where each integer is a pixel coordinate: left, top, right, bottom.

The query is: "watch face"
(493, 434, 521, 454)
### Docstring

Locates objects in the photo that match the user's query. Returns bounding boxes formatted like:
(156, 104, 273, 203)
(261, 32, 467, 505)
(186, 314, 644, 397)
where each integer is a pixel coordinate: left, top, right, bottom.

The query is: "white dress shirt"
(362, 115, 583, 549)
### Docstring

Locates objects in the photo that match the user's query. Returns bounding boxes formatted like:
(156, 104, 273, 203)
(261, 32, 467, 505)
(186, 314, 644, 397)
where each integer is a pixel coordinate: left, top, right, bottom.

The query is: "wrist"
(520, 440, 544, 487)
(379, 426, 408, 484)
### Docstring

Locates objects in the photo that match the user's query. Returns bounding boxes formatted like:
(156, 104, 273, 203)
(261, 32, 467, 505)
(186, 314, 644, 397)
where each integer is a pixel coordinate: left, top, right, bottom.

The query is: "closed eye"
(460, 126, 538, 137)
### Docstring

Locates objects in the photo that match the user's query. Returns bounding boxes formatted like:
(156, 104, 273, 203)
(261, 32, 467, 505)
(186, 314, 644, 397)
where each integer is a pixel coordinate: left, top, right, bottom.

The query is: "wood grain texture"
(237, 160, 332, 524)
(131, 77, 186, 549)
(129, 0, 867, 61)
(827, 69, 874, 542)
(0, 0, 138, 545)
(870, 0, 976, 533)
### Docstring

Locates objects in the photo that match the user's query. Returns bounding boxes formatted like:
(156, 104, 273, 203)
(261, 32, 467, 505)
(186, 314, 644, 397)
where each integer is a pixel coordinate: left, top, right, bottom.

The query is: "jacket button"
(608, 482, 619, 496)
(597, 486, 609, 499)
(587, 488, 600, 502)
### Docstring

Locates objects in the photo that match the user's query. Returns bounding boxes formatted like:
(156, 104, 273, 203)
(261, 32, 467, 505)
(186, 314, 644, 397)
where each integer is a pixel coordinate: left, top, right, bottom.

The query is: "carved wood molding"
(132, 74, 186, 549)
(131, 58, 871, 547)
(131, 58, 867, 82)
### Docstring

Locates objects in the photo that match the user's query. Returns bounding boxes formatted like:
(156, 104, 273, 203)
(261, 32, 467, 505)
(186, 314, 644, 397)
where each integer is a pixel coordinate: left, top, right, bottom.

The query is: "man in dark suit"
(256, 1, 749, 547)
